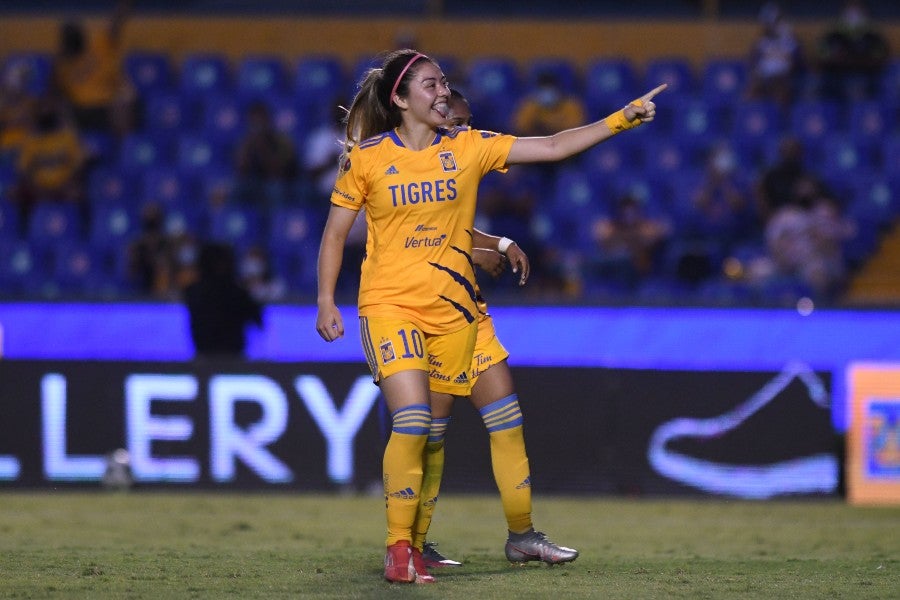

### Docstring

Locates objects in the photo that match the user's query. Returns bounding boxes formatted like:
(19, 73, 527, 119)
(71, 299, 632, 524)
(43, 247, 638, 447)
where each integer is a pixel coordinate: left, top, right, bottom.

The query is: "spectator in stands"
(815, 0, 890, 101)
(746, 2, 803, 108)
(300, 102, 346, 211)
(11, 97, 86, 224)
(51, 0, 136, 137)
(0, 61, 37, 166)
(184, 242, 263, 359)
(235, 100, 299, 212)
(239, 244, 286, 303)
(755, 136, 826, 221)
(126, 201, 171, 297)
(589, 192, 671, 291)
(166, 229, 200, 295)
(513, 70, 586, 136)
(749, 192, 856, 300)
(512, 70, 587, 196)
(687, 141, 759, 246)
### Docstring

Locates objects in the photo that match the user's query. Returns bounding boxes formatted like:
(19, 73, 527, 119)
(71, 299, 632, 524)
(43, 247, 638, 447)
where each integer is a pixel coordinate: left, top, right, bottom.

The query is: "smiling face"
(393, 60, 451, 128)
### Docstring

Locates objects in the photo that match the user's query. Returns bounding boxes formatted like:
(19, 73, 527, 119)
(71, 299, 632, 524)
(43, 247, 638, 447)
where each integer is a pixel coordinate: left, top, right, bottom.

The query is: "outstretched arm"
(316, 204, 358, 341)
(506, 84, 667, 164)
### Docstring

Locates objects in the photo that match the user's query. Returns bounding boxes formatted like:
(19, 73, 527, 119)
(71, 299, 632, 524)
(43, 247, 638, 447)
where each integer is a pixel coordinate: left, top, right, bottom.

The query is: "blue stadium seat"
(584, 58, 637, 112)
(125, 51, 175, 95)
(27, 203, 82, 248)
(464, 57, 521, 131)
(80, 131, 116, 165)
(206, 204, 262, 249)
(730, 100, 783, 168)
(176, 134, 228, 176)
(143, 91, 193, 136)
(644, 57, 695, 98)
(878, 58, 900, 101)
(818, 134, 877, 191)
(162, 202, 205, 237)
(846, 101, 894, 165)
(50, 242, 113, 296)
(641, 135, 702, 178)
(141, 167, 196, 207)
(880, 135, 900, 179)
(266, 93, 305, 138)
(199, 93, 245, 145)
(295, 54, 347, 121)
(668, 97, 722, 142)
(118, 133, 171, 175)
(609, 173, 668, 217)
(87, 167, 137, 209)
(268, 206, 318, 248)
(789, 100, 842, 145)
(89, 203, 138, 254)
(547, 169, 607, 250)
(197, 169, 237, 205)
(180, 53, 232, 97)
(236, 55, 287, 102)
(0, 199, 20, 240)
(267, 206, 321, 289)
(702, 59, 747, 105)
(0, 239, 46, 296)
(846, 175, 899, 231)
(525, 57, 580, 94)
(1, 52, 52, 95)
(580, 135, 641, 177)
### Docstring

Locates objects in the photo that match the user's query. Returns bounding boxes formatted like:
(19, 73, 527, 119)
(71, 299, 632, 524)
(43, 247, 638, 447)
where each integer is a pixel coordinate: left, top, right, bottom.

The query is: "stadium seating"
(0, 239, 45, 296)
(125, 51, 175, 96)
(1, 51, 52, 95)
(525, 57, 581, 94)
(236, 55, 287, 103)
(180, 53, 232, 97)
(701, 59, 747, 106)
(0, 199, 20, 240)
(295, 54, 347, 121)
(27, 203, 83, 249)
(464, 56, 521, 131)
(4, 43, 897, 304)
(583, 58, 637, 113)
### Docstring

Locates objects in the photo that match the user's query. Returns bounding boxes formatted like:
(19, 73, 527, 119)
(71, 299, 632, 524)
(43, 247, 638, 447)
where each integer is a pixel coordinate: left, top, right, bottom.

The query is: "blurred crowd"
(0, 0, 896, 307)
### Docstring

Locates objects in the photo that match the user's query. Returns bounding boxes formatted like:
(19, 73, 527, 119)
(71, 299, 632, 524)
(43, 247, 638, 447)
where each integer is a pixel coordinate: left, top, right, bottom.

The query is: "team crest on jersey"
(380, 338, 396, 364)
(337, 156, 351, 178)
(439, 151, 458, 172)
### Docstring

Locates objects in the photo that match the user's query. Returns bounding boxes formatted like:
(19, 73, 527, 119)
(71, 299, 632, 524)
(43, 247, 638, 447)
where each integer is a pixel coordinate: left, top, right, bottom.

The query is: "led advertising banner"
(0, 361, 838, 497)
(846, 363, 900, 505)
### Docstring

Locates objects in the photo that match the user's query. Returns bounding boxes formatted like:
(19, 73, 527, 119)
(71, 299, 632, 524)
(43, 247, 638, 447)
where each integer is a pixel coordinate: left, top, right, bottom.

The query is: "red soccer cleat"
(383, 540, 416, 583)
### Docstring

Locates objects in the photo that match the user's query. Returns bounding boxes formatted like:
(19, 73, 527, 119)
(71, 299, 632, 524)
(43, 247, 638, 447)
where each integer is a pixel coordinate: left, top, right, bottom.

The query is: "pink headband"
(389, 53, 426, 106)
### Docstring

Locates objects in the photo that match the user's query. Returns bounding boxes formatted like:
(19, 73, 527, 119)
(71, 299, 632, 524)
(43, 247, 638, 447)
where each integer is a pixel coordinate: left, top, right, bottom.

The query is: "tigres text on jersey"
(331, 126, 515, 334)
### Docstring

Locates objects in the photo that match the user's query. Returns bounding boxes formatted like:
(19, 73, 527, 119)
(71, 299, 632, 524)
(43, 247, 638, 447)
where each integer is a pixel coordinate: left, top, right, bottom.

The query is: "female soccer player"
(417, 89, 576, 571)
(315, 48, 664, 584)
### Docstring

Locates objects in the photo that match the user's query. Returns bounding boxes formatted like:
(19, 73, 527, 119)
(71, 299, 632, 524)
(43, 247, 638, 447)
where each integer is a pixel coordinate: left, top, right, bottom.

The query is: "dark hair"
(60, 21, 86, 56)
(343, 49, 438, 157)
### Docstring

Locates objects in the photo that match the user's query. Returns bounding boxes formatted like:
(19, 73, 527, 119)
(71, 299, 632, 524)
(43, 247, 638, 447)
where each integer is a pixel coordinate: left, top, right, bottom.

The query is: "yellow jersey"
(331, 126, 515, 334)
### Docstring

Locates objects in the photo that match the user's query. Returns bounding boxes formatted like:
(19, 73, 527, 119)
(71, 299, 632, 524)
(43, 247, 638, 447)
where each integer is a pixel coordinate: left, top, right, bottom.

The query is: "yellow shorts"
(471, 313, 509, 387)
(359, 316, 478, 396)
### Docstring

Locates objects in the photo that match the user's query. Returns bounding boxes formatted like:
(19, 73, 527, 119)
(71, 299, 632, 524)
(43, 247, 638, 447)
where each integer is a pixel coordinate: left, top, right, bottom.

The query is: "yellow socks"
(480, 394, 533, 534)
(412, 416, 450, 550)
(384, 404, 430, 547)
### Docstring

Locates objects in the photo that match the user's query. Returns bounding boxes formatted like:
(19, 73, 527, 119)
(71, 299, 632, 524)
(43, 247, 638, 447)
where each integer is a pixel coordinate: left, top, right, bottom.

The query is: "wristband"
(497, 237, 515, 255)
(604, 98, 644, 134)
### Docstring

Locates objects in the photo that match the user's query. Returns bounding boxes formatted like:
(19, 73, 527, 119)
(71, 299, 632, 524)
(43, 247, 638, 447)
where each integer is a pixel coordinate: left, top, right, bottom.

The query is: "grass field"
(0, 491, 897, 599)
